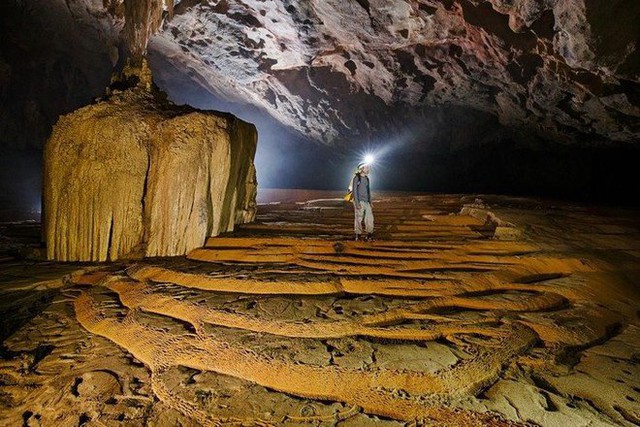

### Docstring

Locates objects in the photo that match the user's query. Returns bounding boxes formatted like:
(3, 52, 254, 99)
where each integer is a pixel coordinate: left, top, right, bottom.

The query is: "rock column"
(44, 88, 257, 262)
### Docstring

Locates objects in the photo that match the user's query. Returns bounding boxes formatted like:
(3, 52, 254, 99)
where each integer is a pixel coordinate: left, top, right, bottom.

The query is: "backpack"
(344, 174, 361, 202)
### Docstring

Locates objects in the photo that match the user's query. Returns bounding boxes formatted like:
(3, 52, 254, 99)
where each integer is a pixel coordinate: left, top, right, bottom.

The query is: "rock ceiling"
(2, 0, 639, 149)
(146, 0, 640, 146)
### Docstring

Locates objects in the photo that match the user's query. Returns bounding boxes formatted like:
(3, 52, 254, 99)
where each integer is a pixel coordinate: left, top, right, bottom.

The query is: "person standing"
(352, 162, 374, 241)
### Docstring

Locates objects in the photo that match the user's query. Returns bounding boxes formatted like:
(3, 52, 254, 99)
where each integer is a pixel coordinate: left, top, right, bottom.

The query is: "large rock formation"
(44, 78, 257, 262)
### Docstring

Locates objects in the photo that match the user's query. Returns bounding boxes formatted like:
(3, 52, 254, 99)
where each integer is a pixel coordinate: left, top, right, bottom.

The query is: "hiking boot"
(365, 233, 374, 242)
(355, 234, 361, 241)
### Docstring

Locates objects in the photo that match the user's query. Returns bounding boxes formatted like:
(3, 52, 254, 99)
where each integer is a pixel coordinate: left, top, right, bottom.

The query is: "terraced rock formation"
(1, 192, 639, 426)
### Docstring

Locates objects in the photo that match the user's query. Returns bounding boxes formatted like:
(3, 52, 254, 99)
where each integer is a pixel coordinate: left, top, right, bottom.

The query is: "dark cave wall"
(151, 41, 640, 205)
(0, 0, 119, 215)
(381, 136, 640, 205)
(0, 150, 42, 221)
(0, 0, 118, 151)
(269, 106, 640, 205)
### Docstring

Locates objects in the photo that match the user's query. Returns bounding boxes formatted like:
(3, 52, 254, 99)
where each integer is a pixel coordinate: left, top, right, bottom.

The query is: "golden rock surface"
(1, 191, 639, 426)
(43, 87, 257, 261)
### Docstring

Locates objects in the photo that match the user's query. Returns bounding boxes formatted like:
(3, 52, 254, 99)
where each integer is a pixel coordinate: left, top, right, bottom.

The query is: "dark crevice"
(22, 411, 36, 427)
(619, 79, 640, 107)
(530, 374, 562, 395)
(228, 12, 262, 28)
(78, 413, 90, 426)
(573, 70, 608, 96)
(556, 93, 585, 121)
(106, 214, 115, 261)
(344, 60, 357, 76)
(30, 344, 54, 371)
(205, 162, 214, 238)
(354, 0, 375, 28)
(614, 405, 640, 425)
(539, 390, 559, 411)
(0, 290, 58, 342)
(555, 322, 624, 367)
(441, 0, 455, 10)
(460, 0, 536, 51)
(354, 0, 370, 16)
(71, 377, 83, 397)
(507, 53, 544, 85)
(401, 267, 494, 273)
(140, 152, 151, 248)
(515, 272, 568, 284)
(458, 289, 535, 298)
(454, 57, 471, 75)
(449, 44, 463, 58)
(529, 10, 556, 39)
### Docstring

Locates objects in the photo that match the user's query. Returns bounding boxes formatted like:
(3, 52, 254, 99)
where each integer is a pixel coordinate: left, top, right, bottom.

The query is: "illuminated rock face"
(149, 0, 640, 145)
(44, 86, 257, 261)
(5, 0, 637, 152)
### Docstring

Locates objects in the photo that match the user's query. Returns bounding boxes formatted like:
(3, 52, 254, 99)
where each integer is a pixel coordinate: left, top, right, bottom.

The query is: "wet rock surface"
(1, 190, 639, 425)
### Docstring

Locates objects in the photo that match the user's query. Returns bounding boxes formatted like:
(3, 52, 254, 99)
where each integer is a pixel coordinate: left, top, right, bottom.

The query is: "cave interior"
(0, 1, 639, 426)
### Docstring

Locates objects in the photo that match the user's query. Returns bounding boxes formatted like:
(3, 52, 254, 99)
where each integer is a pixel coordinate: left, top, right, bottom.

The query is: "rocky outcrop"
(44, 83, 257, 262)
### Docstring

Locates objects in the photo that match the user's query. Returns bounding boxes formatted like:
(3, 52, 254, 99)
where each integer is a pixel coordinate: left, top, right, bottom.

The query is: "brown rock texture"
(43, 85, 257, 262)
(2, 191, 638, 426)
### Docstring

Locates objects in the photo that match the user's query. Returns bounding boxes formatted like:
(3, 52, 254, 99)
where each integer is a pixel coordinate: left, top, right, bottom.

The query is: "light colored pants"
(354, 201, 374, 235)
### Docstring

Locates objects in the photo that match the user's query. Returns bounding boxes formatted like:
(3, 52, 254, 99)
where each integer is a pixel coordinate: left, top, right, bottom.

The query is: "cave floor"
(1, 190, 639, 426)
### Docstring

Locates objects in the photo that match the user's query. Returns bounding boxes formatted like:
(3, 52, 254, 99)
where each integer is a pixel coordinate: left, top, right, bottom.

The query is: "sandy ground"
(0, 190, 639, 426)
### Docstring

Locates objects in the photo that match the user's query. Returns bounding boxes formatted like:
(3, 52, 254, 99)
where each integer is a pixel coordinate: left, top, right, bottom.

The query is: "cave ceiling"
(2, 0, 640, 149)
(147, 0, 640, 146)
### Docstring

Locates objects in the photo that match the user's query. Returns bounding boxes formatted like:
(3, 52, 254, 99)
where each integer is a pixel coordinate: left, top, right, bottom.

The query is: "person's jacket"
(352, 173, 371, 204)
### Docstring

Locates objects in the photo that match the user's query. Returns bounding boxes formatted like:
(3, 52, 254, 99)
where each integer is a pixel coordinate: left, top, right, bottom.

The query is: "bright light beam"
(364, 154, 375, 164)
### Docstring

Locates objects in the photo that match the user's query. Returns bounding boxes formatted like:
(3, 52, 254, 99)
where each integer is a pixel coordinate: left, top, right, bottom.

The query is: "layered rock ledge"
(44, 85, 257, 262)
